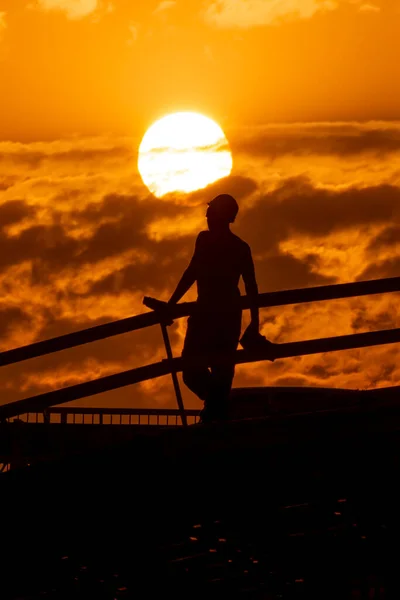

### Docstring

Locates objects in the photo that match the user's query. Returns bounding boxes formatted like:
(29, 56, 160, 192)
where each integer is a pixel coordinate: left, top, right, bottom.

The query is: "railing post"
(160, 322, 187, 427)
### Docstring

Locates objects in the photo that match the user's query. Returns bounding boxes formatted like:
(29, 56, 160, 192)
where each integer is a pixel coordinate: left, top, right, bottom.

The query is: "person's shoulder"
(195, 230, 209, 246)
(231, 233, 250, 253)
(196, 230, 209, 241)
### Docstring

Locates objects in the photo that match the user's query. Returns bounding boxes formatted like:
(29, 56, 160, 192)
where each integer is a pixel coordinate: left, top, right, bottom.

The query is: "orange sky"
(0, 0, 399, 411)
(2, 0, 400, 140)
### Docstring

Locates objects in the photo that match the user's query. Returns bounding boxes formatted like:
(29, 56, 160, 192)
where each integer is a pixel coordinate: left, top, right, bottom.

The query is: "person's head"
(206, 194, 239, 231)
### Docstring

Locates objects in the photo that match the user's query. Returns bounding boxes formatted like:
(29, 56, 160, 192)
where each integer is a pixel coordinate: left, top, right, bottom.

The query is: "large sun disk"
(138, 112, 233, 197)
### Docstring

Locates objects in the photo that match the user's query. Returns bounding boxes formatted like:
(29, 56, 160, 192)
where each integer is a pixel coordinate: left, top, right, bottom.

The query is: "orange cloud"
(204, 0, 338, 28)
(153, 1, 177, 14)
(36, 0, 98, 19)
(0, 11, 6, 37)
(204, 0, 383, 27)
(358, 3, 380, 12)
(0, 123, 399, 412)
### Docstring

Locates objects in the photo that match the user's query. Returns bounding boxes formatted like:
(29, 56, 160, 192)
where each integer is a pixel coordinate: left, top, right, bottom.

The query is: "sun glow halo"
(138, 112, 233, 197)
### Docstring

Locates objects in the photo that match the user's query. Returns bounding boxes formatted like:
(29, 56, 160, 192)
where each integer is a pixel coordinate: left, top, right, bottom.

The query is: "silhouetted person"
(168, 194, 260, 423)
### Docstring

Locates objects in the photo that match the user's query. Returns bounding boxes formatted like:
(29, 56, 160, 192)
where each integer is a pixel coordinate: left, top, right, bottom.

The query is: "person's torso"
(195, 231, 247, 309)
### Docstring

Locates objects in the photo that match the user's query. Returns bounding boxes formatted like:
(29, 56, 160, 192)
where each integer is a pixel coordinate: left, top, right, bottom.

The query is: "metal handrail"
(49, 407, 199, 416)
(1, 326, 400, 420)
(4, 407, 200, 426)
(1, 276, 399, 368)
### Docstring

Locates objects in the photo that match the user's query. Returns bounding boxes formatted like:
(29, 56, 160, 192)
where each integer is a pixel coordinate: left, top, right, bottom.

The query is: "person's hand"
(240, 320, 260, 349)
(143, 297, 174, 326)
(240, 321, 275, 361)
(244, 320, 259, 337)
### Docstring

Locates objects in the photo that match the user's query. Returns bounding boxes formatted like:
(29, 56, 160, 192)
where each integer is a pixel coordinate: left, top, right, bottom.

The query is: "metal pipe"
(1, 326, 399, 420)
(160, 322, 187, 427)
(1, 276, 399, 368)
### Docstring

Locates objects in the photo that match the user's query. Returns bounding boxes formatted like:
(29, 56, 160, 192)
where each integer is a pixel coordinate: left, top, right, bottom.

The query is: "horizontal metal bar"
(0, 361, 170, 420)
(48, 407, 200, 416)
(0, 276, 399, 368)
(237, 327, 400, 364)
(1, 326, 399, 421)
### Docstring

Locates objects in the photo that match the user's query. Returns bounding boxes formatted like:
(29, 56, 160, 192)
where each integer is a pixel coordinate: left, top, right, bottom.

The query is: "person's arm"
(168, 235, 200, 305)
(168, 263, 196, 305)
(242, 245, 259, 332)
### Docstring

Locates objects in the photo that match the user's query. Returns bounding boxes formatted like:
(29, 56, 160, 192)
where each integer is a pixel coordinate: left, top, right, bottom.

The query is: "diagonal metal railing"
(0, 276, 399, 423)
(1, 276, 399, 368)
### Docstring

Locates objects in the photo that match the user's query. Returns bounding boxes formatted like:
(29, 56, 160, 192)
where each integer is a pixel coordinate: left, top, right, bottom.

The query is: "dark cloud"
(0, 223, 78, 273)
(254, 252, 335, 292)
(4, 220, 91, 278)
(187, 174, 258, 203)
(0, 145, 133, 169)
(0, 177, 257, 295)
(0, 306, 32, 339)
(237, 177, 400, 254)
(351, 306, 397, 333)
(367, 225, 400, 252)
(0, 176, 19, 191)
(0, 199, 36, 230)
(1, 174, 397, 308)
(34, 322, 162, 370)
(0, 151, 45, 169)
(71, 193, 191, 269)
(357, 257, 400, 280)
(1, 129, 400, 407)
(306, 364, 332, 380)
(232, 125, 400, 159)
(50, 146, 133, 165)
(86, 237, 194, 297)
(0, 193, 188, 280)
(70, 192, 180, 228)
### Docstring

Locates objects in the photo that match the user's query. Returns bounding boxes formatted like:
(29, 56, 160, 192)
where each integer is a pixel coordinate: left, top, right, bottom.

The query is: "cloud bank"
(204, 0, 384, 27)
(204, 0, 338, 28)
(0, 11, 6, 37)
(36, 0, 98, 19)
(0, 121, 399, 409)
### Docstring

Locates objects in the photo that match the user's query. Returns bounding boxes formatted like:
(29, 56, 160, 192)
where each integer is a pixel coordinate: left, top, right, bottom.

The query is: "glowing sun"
(138, 112, 233, 197)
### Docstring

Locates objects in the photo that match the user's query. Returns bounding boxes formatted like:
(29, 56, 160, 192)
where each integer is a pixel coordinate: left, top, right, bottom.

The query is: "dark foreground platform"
(1, 394, 400, 599)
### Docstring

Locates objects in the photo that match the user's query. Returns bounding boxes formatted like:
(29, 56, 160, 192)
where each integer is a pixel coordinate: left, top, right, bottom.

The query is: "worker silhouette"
(167, 194, 260, 424)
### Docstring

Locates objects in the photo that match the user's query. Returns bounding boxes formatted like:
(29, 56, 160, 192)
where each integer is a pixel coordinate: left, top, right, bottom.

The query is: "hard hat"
(207, 194, 239, 223)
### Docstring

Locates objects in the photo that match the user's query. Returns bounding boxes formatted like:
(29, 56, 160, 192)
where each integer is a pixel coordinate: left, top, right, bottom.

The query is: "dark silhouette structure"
(1, 277, 400, 597)
(1, 276, 399, 425)
(2, 387, 400, 599)
(167, 194, 259, 423)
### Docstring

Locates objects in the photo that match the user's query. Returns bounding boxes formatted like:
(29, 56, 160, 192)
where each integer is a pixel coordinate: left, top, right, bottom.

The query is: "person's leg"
(206, 309, 241, 421)
(208, 362, 235, 420)
(181, 313, 213, 417)
(181, 308, 240, 423)
(182, 367, 212, 401)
